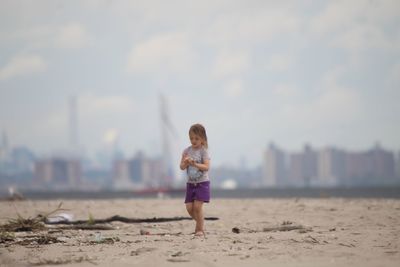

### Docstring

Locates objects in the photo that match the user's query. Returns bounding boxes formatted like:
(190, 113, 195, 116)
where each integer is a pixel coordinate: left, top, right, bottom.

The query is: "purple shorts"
(184, 181, 210, 203)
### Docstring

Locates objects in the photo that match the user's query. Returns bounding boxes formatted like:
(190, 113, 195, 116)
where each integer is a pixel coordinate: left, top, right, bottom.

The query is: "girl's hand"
(185, 157, 195, 165)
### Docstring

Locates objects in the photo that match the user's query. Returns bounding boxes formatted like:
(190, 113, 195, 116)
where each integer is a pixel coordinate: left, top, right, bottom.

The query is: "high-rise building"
(34, 158, 81, 189)
(262, 143, 286, 187)
(396, 151, 400, 180)
(112, 152, 164, 189)
(318, 147, 345, 186)
(288, 144, 318, 187)
(345, 144, 396, 185)
(367, 143, 395, 183)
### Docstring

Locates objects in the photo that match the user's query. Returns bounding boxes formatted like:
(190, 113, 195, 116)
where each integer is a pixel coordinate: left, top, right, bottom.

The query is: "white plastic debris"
(47, 213, 74, 223)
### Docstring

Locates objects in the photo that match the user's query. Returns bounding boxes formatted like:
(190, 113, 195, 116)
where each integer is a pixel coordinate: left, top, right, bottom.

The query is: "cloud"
(310, 0, 400, 52)
(267, 54, 294, 72)
(126, 32, 196, 74)
(205, 6, 301, 47)
(278, 66, 363, 129)
(332, 24, 398, 51)
(80, 93, 136, 115)
(213, 50, 250, 78)
(223, 79, 244, 98)
(386, 63, 400, 90)
(0, 54, 47, 81)
(273, 83, 297, 98)
(54, 23, 91, 49)
(1, 22, 91, 51)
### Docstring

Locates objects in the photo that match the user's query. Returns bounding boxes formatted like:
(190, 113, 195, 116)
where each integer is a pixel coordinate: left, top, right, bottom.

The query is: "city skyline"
(1, 136, 399, 192)
(1, 1, 399, 168)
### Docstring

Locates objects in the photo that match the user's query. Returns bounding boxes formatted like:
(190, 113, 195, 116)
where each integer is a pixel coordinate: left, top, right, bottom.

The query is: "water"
(2, 187, 400, 200)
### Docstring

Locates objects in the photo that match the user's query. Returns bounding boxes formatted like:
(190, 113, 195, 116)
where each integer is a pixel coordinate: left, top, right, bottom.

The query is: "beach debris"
(0, 214, 45, 232)
(303, 235, 319, 244)
(171, 251, 188, 257)
(167, 258, 190, 262)
(232, 227, 240, 234)
(338, 242, 355, 248)
(130, 247, 157, 256)
(94, 232, 103, 242)
(14, 234, 63, 246)
(88, 234, 120, 245)
(0, 202, 67, 232)
(29, 255, 96, 266)
(51, 224, 115, 231)
(140, 229, 150, 235)
(45, 215, 219, 225)
(46, 213, 74, 223)
(0, 233, 65, 246)
(0, 231, 15, 243)
(231, 222, 312, 234)
(263, 221, 312, 233)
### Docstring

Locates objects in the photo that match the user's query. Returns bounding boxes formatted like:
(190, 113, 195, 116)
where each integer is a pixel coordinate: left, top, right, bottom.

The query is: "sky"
(0, 0, 399, 168)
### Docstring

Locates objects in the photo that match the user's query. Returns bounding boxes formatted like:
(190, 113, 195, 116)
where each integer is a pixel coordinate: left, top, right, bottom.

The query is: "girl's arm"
(180, 154, 190, 170)
(191, 159, 210, 171)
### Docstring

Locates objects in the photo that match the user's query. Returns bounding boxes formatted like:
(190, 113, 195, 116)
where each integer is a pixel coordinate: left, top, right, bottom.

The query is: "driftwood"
(1, 202, 219, 234)
(232, 221, 312, 234)
(45, 215, 219, 225)
(48, 224, 115, 230)
(263, 225, 312, 233)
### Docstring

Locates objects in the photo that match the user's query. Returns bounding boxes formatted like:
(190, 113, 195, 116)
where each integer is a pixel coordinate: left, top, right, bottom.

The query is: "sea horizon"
(2, 186, 400, 200)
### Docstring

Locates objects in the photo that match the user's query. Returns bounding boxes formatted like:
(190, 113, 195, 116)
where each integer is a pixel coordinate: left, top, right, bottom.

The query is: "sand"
(0, 197, 399, 267)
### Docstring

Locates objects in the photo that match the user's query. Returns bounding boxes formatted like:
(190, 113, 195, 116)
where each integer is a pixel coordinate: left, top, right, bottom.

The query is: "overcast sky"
(1, 0, 399, 168)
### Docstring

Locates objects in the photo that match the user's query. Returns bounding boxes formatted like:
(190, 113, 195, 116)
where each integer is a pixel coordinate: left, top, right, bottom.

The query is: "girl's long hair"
(189, 123, 208, 149)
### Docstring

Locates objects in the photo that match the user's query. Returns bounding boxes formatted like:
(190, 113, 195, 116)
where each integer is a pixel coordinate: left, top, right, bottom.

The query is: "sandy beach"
(1, 197, 399, 267)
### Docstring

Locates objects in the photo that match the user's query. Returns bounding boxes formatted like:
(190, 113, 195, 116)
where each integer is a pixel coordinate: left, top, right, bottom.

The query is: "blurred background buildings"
(1, 132, 399, 192)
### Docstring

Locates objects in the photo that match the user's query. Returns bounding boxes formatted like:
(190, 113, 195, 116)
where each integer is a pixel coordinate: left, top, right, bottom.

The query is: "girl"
(180, 123, 210, 237)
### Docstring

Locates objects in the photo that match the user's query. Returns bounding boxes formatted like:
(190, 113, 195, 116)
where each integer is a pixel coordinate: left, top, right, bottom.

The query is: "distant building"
(396, 151, 400, 180)
(11, 147, 35, 172)
(210, 165, 261, 188)
(318, 147, 345, 186)
(288, 144, 318, 187)
(113, 152, 164, 190)
(34, 158, 82, 189)
(262, 143, 286, 187)
(366, 144, 395, 184)
(0, 144, 35, 190)
(289, 153, 303, 186)
(345, 151, 371, 185)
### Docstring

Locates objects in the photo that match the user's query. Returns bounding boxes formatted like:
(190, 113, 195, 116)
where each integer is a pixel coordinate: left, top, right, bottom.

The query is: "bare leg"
(186, 202, 195, 219)
(193, 200, 204, 235)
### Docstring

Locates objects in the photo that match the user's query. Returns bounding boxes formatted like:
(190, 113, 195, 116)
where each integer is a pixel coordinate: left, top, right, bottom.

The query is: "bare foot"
(194, 231, 206, 238)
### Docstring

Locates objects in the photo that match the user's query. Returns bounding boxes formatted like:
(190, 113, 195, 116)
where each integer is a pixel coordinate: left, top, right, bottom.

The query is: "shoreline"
(1, 186, 400, 200)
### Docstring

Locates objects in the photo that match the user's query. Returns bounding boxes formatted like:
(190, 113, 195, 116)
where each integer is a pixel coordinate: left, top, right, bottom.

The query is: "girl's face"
(189, 133, 203, 149)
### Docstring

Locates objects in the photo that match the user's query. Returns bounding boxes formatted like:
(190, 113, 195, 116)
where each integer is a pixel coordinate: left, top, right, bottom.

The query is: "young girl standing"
(180, 123, 210, 237)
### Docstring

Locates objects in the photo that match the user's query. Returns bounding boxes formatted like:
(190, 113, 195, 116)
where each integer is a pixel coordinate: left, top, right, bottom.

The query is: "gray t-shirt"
(182, 146, 210, 183)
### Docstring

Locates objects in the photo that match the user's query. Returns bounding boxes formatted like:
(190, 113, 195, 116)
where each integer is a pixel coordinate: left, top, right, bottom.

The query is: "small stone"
(232, 227, 240, 234)
(140, 229, 150, 235)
